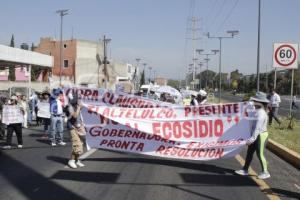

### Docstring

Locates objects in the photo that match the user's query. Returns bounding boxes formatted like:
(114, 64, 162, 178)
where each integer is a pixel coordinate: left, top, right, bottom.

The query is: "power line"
(214, 0, 240, 34)
(206, 0, 228, 33)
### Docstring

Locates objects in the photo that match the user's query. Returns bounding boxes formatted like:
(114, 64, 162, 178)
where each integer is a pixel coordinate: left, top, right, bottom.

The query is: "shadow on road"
(51, 171, 120, 183)
(47, 156, 69, 166)
(0, 153, 86, 200)
(263, 188, 300, 199)
(85, 157, 234, 174)
(180, 173, 256, 186)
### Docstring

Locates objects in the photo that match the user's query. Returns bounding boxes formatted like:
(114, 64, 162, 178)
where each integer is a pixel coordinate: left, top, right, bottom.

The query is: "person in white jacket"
(268, 89, 281, 125)
(235, 92, 270, 179)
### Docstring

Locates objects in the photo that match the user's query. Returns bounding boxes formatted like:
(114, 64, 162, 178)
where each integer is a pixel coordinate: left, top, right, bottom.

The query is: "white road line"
(295, 184, 300, 190)
(79, 148, 97, 160)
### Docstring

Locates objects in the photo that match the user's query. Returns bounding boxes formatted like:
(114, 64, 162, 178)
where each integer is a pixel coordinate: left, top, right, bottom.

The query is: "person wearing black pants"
(5, 123, 23, 148)
(2, 96, 24, 149)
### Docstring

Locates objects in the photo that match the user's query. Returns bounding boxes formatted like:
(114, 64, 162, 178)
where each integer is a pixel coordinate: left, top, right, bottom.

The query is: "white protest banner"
(2, 105, 24, 125)
(63, 87, 172, 108)
(37, 102, 50, 118)
(81, 102, 251, 161)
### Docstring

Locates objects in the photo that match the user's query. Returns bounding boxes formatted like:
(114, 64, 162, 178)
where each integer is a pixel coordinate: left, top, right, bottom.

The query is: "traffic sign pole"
(290, 69, 294, 116)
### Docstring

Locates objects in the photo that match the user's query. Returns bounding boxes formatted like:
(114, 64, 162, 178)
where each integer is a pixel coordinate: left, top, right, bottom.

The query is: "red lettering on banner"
(152, 120, 224, 140)
(99, 139, 144, 151)
(155, 146, 225, 159)
(184, 103, 240, 117)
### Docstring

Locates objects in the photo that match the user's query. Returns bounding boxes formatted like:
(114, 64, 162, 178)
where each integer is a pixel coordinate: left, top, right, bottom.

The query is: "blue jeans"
(49, 116, 64, 143)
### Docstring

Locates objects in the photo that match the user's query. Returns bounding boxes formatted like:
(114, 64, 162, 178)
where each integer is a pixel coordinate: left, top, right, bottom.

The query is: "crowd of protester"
(0, 88, 86, 168)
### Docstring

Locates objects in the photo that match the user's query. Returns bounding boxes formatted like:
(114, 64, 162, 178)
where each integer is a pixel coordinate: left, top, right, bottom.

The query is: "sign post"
(273, 43, 299, 116)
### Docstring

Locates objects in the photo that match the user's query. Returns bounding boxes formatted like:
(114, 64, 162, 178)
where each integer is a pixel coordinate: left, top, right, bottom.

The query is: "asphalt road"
(219, 92, 300, 120)
(0, 126, 299, 200)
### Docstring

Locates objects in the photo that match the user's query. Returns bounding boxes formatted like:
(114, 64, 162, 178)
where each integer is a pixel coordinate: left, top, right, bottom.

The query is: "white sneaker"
(51, 142, 57, 146)
(235, 169, 249, 176)
(76, 160, 85, 167)
(68, 160, 77, 169)
(58, 141, 66, 146)
(2, 145, 11, 150)
(17, 145, 23, 148)
(258, 171, 271, 179)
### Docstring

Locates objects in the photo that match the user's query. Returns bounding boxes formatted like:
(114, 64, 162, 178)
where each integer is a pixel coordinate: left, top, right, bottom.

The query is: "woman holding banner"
(235, 92, 271, 180)
(66, 92, 86, 169)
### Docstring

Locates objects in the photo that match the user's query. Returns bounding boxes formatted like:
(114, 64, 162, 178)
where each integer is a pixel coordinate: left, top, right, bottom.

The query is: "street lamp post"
(207, 30, 239, 103)
(56, 9, 69, 86)
(103, 35, 111, 89)
(135, 58, 141, 90)
(256, 0, 261, 92)
(148, 66, 152, 84)
(198, 62, 203, 89)
(196, 49, 219, 89)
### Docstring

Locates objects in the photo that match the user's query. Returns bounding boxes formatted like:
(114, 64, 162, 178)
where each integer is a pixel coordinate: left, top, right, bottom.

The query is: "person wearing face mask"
(235, 92, 271, 180)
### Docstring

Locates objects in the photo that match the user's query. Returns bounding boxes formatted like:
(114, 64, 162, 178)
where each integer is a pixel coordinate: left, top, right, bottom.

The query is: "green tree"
(8, 34, 15, 81)
(140, 70, 145, 86)
(167, 79, 179, 89)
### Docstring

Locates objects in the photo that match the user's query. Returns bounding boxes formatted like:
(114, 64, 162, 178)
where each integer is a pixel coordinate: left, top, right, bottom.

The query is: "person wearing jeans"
(49, 89, 65, 146)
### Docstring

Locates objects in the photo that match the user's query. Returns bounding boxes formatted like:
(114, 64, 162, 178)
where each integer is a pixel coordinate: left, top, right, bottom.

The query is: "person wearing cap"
(49, 89, 66, 146)
(39, 91, 51, 138)
(2, 96, 24, 149)
(197, 90, 207, 105)
(235, 91, 271, 180)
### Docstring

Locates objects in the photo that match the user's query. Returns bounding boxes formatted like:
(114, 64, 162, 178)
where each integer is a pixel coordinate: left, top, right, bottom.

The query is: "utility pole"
(103, 35, 111, 89)
(256, 0, 261, 92)
(207, 30, 239, 103)
(265, 64, 268, 92)
(56, 9, 68, 86)
(187, 17, 201, 90)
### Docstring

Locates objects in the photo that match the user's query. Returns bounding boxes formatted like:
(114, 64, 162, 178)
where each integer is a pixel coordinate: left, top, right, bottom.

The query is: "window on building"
(64, 60, 69, 68)
(64, 44, 67, 48)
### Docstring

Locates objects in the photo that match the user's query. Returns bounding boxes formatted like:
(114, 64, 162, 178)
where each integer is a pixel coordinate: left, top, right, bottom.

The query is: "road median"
(267, 139, 300, 169)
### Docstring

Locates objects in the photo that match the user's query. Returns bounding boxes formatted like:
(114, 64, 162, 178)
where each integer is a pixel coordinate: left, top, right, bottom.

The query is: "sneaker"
(58, 141, 66, 146)
(2, 145, 11, 150)
(51, 142, 57, 146)
(76, 160, 85, 167)
(68, 160, 77, 169)
(258, 171, 271, 179)
(235, 169, 249, 176)
(17, 145, 23, 148)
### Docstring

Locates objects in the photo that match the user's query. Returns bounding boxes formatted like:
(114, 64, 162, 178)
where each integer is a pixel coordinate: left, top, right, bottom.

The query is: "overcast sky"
(0, 0, 299, 80)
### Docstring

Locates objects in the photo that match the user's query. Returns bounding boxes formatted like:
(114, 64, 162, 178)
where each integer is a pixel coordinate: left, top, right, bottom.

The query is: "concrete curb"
(267, 139, 300, 169)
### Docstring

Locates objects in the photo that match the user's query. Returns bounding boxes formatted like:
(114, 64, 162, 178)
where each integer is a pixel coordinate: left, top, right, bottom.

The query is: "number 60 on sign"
(273, 43, 298, 69)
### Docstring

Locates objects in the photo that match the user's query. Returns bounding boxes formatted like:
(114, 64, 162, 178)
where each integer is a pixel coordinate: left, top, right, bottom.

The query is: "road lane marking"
(295, 184, 300, 190)
(79, 148, 97, 160)
(235, 155, 281, 200)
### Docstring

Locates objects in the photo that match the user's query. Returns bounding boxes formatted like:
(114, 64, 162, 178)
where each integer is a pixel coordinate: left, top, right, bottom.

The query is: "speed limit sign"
(273, 43, 298, 69)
